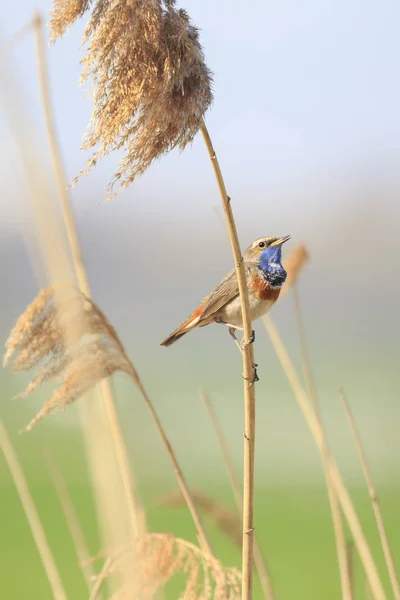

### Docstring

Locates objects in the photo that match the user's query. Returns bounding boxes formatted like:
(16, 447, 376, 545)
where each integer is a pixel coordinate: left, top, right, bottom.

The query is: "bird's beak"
(269, 235, 291, 247)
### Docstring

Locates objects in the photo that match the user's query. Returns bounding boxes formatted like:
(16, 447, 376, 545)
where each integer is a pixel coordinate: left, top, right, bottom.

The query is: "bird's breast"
(251, 274, 281, 302)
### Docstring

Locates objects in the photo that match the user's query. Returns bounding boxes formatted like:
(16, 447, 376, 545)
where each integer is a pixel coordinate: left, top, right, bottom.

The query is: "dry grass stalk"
(159, 489, 242, 547)
(283, 247, 352, 600)
(340, 390, 400, 600)
(0, 419, 67, 600)
(346, 540, 355, 600)
(44, 448, 95, 592)
(4, 283, 213, 557)
(262, 316, 386, 600)
(50, 0, 213, 197)
(89, 533, 241, 600)
(201, 390, 275, 600)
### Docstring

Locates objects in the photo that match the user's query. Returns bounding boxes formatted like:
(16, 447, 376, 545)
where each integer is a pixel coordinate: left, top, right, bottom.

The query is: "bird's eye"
(258, 241, 265, 248)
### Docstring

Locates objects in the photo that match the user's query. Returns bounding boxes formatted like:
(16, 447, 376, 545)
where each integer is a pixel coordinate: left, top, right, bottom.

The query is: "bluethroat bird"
(160, 235, 290, 351)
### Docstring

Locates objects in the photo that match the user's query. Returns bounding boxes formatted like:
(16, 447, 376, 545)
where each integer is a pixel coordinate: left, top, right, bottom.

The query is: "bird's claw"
(241, 329, 256, 350)
(242, 363, 259, 386)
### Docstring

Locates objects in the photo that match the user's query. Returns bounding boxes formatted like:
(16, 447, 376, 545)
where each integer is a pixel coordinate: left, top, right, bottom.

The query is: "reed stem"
(44, 449, 95, 593)
(201, 389, 275, 599)
(200, 121, 256, 599)
(340, 389, 400, 600)
(130, 373, 213, 556)
(292, 284, 352, 600)
(0, 420, 67, 600)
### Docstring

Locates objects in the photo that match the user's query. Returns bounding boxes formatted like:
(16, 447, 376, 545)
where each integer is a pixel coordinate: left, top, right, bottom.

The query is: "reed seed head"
(283, 243, 310, 290)
(159, 489, 242, 547)
(90, 533, 241, 599)
(4, 285, 135, 432)
(50, 0, 213, 198)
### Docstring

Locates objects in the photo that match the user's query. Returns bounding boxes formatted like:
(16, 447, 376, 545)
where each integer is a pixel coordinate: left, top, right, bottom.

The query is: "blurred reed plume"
(50, 0, 213, 196)
(4, 284, 135, 432)
(89, 533, 241, 600)
(159, 489, 242, 547)
(282, 243, 310, 292)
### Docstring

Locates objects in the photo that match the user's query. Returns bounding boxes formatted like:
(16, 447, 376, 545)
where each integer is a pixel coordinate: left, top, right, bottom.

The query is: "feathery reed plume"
(280, 246, 353, 600)
(0, 420, 67, 600)
(262, 316, 386, 600)
(281, 243, 310, 297)
(89, 533, 241, 600)
(4, 283, 213, 556)
(44, 449, 95, 592)
(50, 0, 213, 197)
(340, 389, 400, 600)
(159, 489, 242, 547)
(4, 285, 133, 432)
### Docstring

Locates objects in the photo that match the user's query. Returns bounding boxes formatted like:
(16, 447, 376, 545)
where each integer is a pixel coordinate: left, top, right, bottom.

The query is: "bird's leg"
(214, 319, 243, 354)
(228, 327, 243, 354)
(216, 322, 258, 385)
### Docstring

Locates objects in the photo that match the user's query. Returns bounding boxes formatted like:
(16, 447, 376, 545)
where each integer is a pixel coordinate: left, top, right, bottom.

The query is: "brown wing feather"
(198, 268, 240, 322)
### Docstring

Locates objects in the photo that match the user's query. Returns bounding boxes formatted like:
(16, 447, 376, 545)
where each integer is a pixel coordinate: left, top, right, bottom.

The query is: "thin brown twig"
(32, 12, 143, 545)
(0, 420, 67, 600)
(200, 389, 275, 600)
(263, 316, 386, 600)
(43, 448, 95, 593)
(201, 122, 256, 600)
(291, 283, 352, 600)
(131, 374, 213, 557)
(340, 389, 400, 600)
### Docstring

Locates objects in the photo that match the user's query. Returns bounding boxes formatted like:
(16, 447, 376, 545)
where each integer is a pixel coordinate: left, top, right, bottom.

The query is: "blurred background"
(1, 0, 399, 598)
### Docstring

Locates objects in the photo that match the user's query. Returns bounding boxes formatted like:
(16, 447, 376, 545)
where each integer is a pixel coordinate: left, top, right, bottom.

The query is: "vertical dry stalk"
(340, 390, 400, 600)
(200, 122, 256, 600)
(263, 316, 386, 600)
(346, 540, 355, 600)
(291, 283, 352, 600)
(32, 11, 143, 547)
(0, 420, 67, 600)
(44, 449, 95, 593)
(201, 389, 274, 600)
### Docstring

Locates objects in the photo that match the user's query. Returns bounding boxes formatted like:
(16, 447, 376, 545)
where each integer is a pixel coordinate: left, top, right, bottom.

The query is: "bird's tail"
(160, 329, 189, 347)
(160, 306, 204, 347)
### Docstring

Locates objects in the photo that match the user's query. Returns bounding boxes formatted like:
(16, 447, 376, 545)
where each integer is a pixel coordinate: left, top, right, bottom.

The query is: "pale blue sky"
(2, 0, 400, 216)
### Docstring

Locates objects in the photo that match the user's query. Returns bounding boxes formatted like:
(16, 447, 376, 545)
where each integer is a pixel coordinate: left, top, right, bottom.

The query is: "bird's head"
(245, 235, 290, 287)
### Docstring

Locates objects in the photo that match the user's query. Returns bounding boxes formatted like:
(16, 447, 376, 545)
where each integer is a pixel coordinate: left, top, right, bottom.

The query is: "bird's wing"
(199, 268, 240, 321)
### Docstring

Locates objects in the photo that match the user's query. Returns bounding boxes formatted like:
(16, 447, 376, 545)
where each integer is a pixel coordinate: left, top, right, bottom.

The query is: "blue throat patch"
(259, 246, 287, 287)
